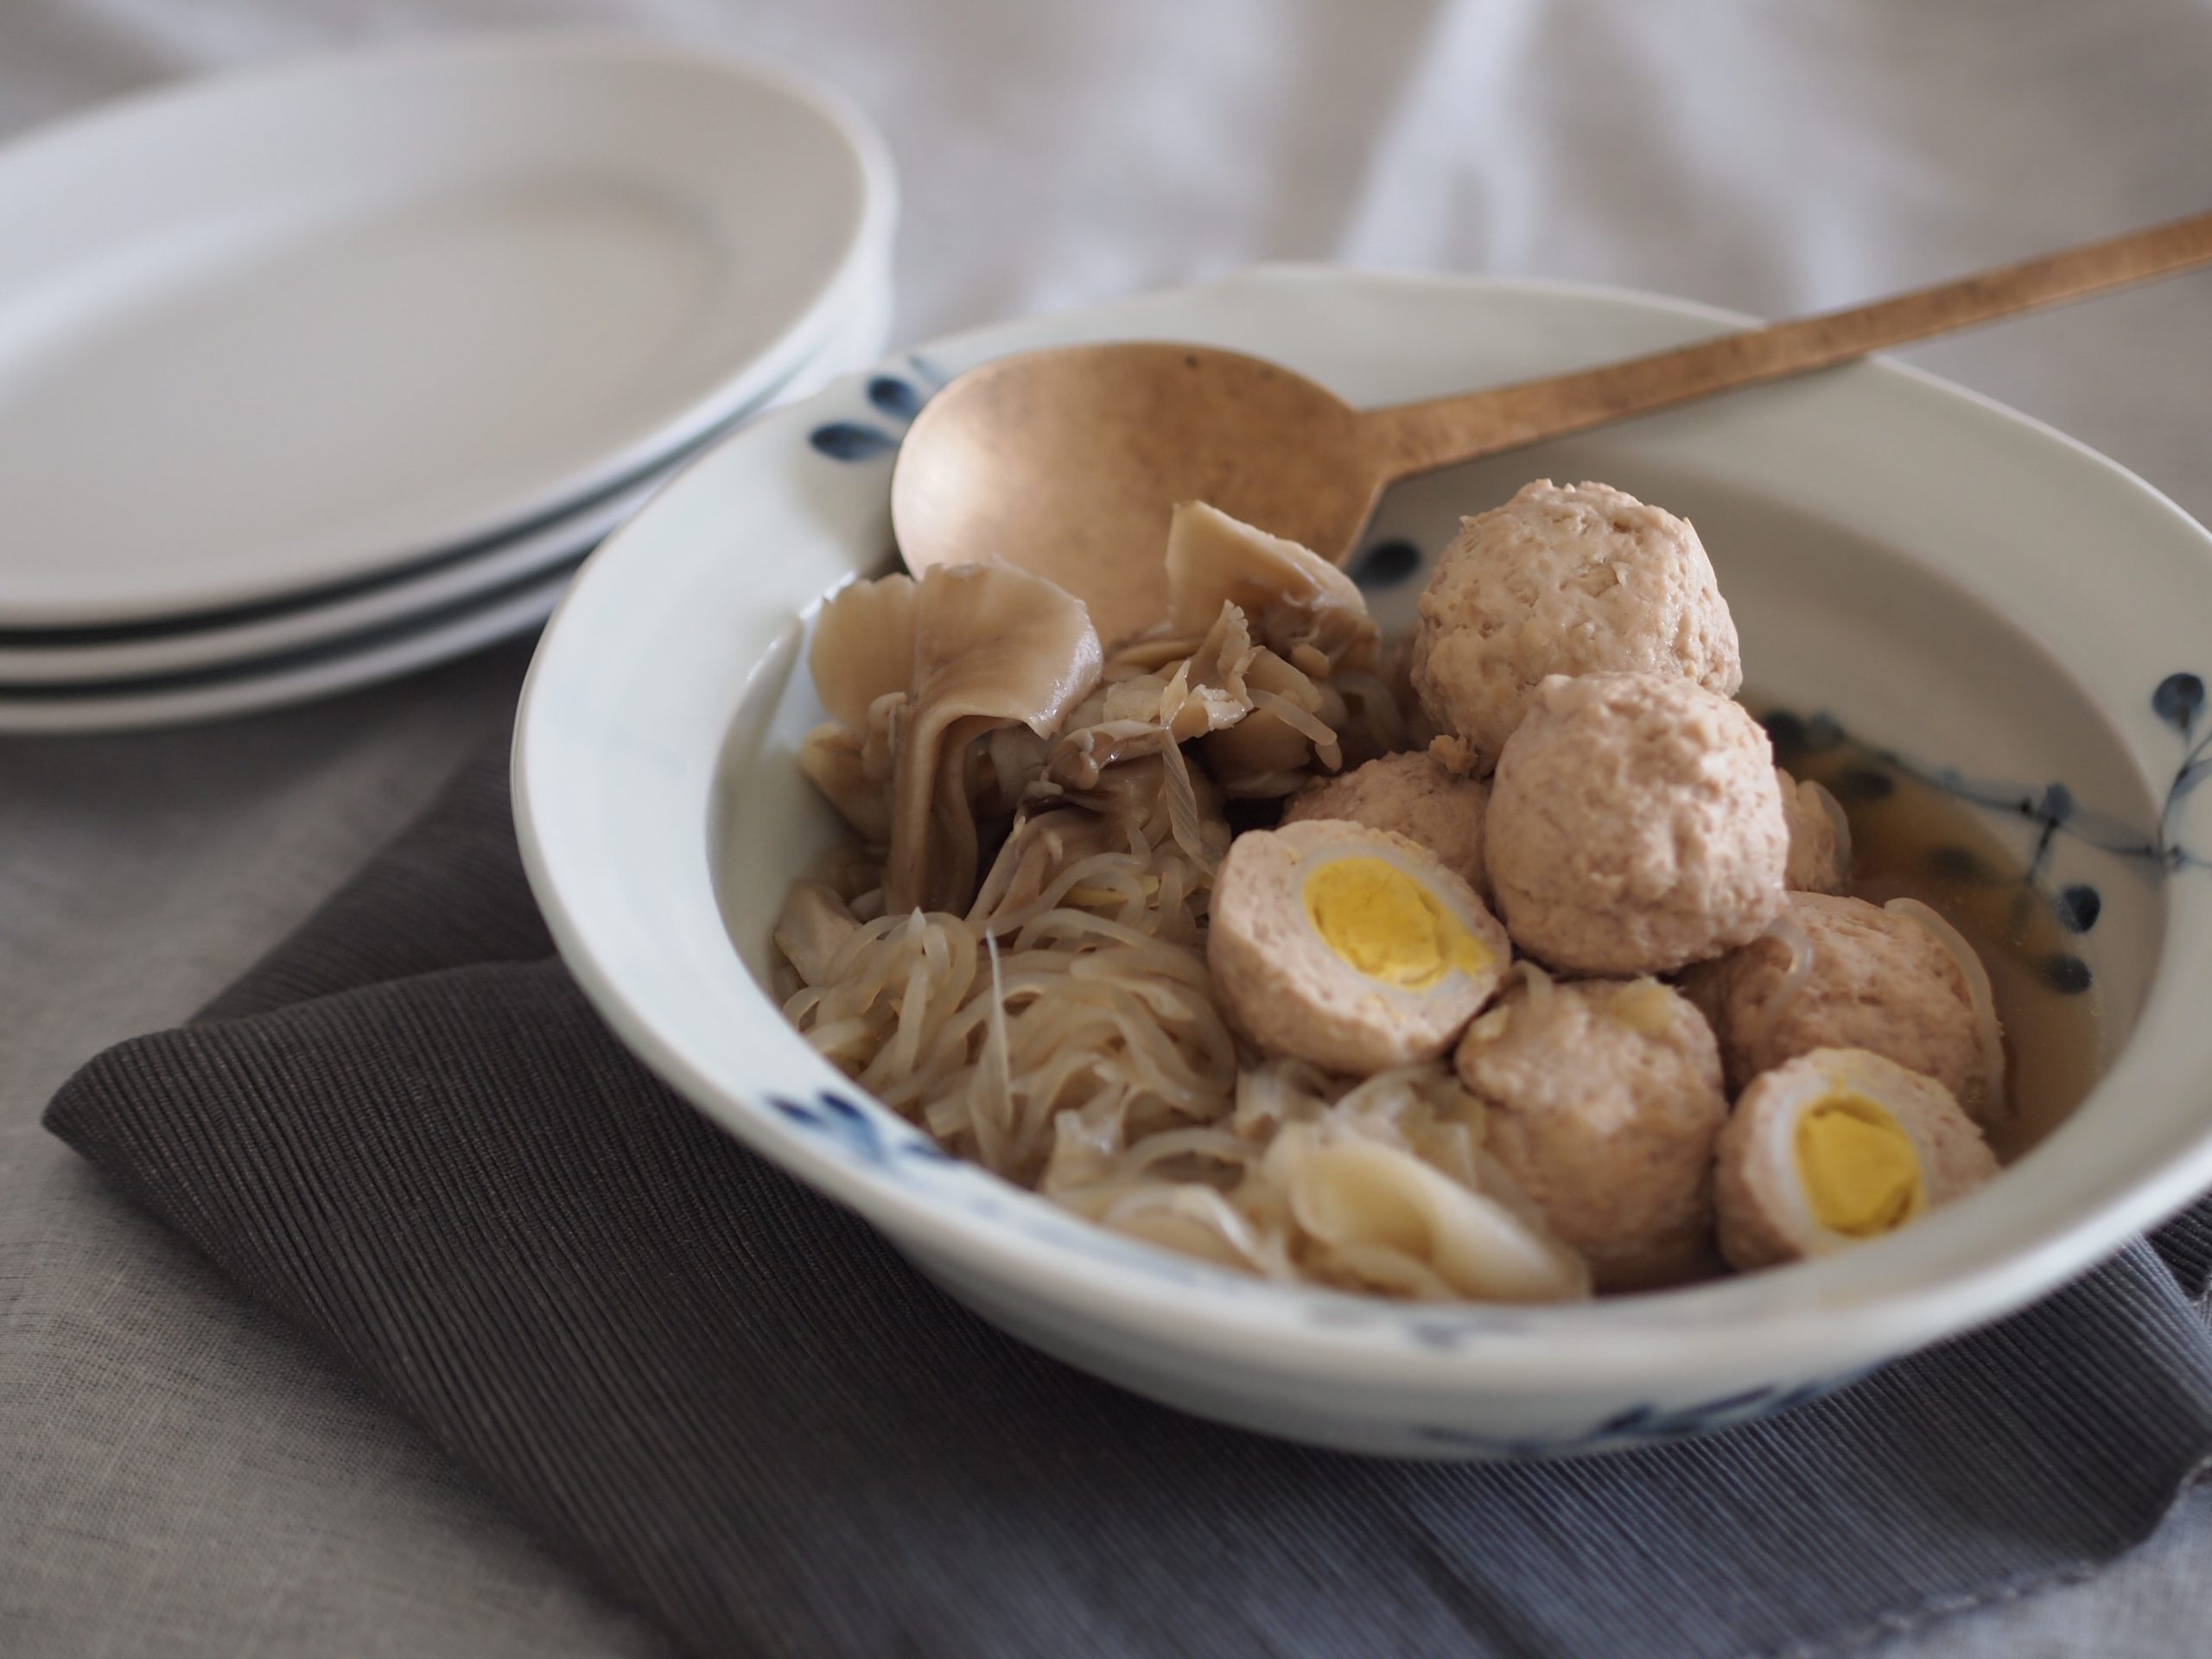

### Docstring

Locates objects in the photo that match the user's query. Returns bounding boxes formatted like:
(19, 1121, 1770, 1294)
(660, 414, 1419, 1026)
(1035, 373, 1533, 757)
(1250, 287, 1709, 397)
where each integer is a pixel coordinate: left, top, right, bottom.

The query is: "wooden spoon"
(892, 210, 2212, 645)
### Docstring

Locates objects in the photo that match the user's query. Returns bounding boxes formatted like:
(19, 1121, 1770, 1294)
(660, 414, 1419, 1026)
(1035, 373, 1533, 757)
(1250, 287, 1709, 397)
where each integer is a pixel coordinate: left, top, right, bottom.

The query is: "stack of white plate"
(0, 35, 896, 734)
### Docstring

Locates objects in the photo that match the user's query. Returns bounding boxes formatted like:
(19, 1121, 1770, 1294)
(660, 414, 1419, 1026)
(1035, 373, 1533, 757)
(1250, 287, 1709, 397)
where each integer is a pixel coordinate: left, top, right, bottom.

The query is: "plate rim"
(0, 559, 570, 735)
(0, 264, 893, 683)
(0, 30, 899, 629)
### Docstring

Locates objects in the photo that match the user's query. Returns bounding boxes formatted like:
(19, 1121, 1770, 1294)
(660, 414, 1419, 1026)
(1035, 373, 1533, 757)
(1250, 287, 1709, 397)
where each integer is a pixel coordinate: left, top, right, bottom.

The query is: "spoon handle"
(1360, 208, 2212, 480)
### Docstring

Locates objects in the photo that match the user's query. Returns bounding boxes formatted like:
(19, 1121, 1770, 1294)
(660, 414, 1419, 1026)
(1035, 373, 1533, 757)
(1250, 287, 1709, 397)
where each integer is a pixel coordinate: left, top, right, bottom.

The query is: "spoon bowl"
(891, 342, 1375, 645)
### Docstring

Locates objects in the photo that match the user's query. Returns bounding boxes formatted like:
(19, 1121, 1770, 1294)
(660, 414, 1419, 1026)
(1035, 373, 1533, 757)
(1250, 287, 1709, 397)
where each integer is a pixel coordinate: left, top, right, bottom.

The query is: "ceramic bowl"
(515, 268, 2212, 1457)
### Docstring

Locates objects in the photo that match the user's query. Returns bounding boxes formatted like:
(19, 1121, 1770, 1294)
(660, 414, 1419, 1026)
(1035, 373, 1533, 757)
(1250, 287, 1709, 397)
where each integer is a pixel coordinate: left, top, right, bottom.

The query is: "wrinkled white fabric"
(3, 3, 2209, 1656)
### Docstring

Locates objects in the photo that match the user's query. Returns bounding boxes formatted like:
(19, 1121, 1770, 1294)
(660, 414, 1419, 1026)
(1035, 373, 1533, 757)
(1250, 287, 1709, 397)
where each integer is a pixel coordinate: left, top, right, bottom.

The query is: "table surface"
(3, 3, 2209, 1655)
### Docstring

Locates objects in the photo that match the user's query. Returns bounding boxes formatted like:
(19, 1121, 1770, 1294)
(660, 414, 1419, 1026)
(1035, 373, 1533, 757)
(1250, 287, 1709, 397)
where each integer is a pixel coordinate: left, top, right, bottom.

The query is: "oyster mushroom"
(893, 563, 1103, 912)
(1087, 618, 1343, 800)
(1163, 503, 1380, 793)
(810, 571, 918, 729)
(796, 721, 895, 847)
(1164, 499, 1375, 669)
(797, 574, 921, 849)
(1198, 647, 1347, 795)
(772, 880, 862, 984)
(805, 563, 1103, 916)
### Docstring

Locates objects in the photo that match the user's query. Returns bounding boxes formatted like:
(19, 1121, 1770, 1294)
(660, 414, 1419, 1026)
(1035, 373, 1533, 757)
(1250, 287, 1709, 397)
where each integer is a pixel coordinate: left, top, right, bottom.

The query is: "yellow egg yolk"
(1793, 1092, 1926, 1239)
(1300, 856, 1493, 990)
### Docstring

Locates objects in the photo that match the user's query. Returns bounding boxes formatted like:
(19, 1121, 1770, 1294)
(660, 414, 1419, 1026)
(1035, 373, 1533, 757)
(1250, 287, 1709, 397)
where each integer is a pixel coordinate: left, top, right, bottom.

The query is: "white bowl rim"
(516, 264, 2212, 1391)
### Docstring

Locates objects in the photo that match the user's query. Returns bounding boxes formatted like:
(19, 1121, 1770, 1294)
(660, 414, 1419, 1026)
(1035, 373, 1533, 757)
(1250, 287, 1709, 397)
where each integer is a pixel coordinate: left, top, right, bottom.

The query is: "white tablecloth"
(3, 3, 2209, 1654)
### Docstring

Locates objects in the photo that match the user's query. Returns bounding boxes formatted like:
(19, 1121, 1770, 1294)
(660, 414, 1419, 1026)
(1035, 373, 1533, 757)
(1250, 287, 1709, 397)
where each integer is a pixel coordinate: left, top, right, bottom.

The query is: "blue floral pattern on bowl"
(1414, 1374, 1859, 1458)
(768, 1090, 954, 1167)
(807, 358, 944, 461)
(2152, 671, 2210, 870)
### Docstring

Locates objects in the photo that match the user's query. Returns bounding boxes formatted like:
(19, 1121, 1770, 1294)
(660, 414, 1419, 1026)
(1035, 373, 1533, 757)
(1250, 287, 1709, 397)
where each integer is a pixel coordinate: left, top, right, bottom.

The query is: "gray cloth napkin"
(42, 741, 2212, 1659)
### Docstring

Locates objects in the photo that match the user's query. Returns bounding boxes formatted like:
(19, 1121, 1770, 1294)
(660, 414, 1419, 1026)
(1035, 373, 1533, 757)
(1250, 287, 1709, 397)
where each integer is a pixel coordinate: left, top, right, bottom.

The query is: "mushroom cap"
(1164, 499, 1374, 666)
(1208, 819, 1509, 1074)
(810, 571, 919, 732)
(1778, 767, 1852, 895)
(864, 562, 1103, 913)
(1455, 976, 1727, 1290)
(1410, 480, 1741, 768)
(1678, 892, 1997, 1120)
(1484, 671, 1789, 976)
(1282, 750, 1491, 897)
(1714, 1046, 1998, 1272)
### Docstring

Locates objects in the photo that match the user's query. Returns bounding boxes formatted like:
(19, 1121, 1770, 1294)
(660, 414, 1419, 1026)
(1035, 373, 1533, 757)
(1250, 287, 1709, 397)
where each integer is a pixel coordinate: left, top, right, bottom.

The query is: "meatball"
(1208, 820, 1509, 1074)
(1484, 672, 1789, 976)
(1714, 1047, 1998, 1271)
(1455, 974, 1728, 1291)
(1409, 480, 1742, 769)
(1778, 767, 1851, 894)
(1281, 750, 1490, 897)
(1679, 892, 1999, 1122)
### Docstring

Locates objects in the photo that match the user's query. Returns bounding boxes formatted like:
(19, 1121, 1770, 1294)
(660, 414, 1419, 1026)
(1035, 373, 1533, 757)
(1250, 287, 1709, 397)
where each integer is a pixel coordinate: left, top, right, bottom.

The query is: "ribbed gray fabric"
(43, 742, 2212, 1659)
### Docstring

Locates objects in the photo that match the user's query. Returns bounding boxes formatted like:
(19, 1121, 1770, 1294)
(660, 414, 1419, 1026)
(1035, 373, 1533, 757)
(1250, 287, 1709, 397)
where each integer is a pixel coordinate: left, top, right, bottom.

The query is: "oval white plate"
(0, 564, 569, 735)
(0, 264, 893, 686)
(516, 268, 2212, 1456)
(0, 34, 894, 629)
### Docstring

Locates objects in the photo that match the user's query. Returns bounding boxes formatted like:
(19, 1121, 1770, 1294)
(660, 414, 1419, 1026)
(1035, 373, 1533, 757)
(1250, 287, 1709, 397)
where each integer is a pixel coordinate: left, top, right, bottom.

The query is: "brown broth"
(1751, 700, 2105, 1164)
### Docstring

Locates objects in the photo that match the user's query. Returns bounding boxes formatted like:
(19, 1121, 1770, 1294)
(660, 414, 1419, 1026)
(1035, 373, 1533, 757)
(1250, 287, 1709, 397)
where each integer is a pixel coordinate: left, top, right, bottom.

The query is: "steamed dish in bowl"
(518, 266, 2201, 1452)
(772, 478, 2032, 1304)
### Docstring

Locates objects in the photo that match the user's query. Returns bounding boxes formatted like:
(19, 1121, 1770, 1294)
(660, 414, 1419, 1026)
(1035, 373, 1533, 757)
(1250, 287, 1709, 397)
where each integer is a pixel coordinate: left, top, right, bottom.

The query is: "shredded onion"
(1156, 734, 1213, 870)
(1510, 957, 1556, 1014)
(1251, 690, 1338, 748)
(1807, 778, 1854, 870)
(1096, 1183, 1284, 1275)
(1606, 976, 1679, 1035)
(1885, 898, 2007, 1117)
(980, 935, 1015, 1165)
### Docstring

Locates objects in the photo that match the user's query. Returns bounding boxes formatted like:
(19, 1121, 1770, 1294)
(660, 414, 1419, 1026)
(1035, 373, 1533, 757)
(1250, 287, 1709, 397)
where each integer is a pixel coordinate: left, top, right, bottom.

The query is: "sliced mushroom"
(773, 881, 861, 984)
(1166, 601, 1262, 739)
(1067, 749, 1230, 868)
(969, 806, 1127, 925)
(884, 563, 1104, 914)
(797, 725, 891, 846)
(1047, 600, 1268, 794)
(1101, 674, 1176, 722)
(1200, 647, 1346, 795)
(974, 725, 1052, 819)
(810, 572, 919, 730)
(1049, 718, 1172, 791)
(1164, 500, 1376, 669)
(797, 684, 903, 847)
